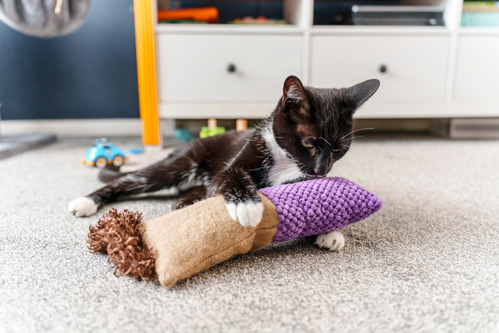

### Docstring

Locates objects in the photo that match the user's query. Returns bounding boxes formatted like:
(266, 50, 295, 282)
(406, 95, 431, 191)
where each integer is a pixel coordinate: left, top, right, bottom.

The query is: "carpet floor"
(0, 135, 498, 333)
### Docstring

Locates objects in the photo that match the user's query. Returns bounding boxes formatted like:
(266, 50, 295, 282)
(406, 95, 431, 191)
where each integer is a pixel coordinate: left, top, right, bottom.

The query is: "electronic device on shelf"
(352, 5, 445, 26)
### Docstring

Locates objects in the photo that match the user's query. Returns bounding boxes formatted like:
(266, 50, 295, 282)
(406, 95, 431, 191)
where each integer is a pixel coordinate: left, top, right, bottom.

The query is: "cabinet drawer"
(157, 34, 303, 103)
(454, 36, 499, 101)
(310, 36, 450, 102)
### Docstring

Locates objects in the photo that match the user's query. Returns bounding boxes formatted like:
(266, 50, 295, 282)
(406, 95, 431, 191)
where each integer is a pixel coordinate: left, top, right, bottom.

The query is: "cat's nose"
(313, 166, 327, 176)
(313, 158, 333, 176)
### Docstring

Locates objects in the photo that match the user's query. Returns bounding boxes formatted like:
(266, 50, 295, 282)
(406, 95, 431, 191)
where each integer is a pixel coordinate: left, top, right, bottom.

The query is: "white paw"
(315, 231, 345, 252)
(225, 201, 264, 228)
(68, 197, 98, 217)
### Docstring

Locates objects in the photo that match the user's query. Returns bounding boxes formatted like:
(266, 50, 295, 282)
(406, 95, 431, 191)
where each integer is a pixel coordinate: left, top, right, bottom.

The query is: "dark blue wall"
(0, 0, 139, 120)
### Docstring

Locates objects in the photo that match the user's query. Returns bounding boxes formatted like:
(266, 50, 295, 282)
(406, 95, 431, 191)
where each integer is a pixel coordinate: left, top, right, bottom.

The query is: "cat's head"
(272, 75, 380, 177)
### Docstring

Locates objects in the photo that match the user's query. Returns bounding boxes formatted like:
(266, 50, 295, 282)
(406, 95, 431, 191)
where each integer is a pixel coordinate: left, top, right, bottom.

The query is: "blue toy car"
(82, 138, 128, 168)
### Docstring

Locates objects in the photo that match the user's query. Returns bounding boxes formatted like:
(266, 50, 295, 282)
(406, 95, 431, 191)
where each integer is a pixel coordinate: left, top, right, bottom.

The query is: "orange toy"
(158, 7, 219, 23)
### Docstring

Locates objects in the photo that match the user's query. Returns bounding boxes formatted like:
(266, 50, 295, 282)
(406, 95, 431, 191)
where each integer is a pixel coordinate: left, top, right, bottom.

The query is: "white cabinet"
(157, 34, 303, 103)
(453, 35, 499, 102)
(154, 0, 499, 119)
(310, 35, 450, 102)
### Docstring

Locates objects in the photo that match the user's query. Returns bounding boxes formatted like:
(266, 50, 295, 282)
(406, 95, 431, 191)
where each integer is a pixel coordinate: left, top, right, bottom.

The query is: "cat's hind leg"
(68, 171, 172, 217)
(69, 141, 211, 217)
(307, 232, 345, 252)
(171, 186, 206, 210)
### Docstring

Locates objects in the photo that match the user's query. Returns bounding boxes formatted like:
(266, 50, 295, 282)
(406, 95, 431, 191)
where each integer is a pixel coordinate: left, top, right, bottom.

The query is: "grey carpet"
(1, 135, 498, 333)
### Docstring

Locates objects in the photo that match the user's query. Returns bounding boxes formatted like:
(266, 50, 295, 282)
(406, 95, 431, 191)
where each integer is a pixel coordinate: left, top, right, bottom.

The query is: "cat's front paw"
(68, 197, 98, 217)
(225, 200, 264, 228)
(315, 231, 345, 252)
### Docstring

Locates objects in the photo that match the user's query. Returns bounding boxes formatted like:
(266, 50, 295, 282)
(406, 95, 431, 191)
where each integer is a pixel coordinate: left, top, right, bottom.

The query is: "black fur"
(77, 76, 380, 218)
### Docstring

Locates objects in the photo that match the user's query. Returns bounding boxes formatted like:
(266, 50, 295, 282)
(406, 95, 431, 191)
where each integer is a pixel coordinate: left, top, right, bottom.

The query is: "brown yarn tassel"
(88, 208, 157, 281)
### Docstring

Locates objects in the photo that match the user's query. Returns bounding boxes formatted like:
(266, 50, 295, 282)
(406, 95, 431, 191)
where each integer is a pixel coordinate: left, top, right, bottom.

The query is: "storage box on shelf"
(154, 0, 499, 119)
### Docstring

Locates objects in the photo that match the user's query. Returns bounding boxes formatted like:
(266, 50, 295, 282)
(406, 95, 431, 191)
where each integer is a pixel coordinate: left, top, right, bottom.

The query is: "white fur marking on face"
(263, 125, 305, 186)
(225, 201, 263, 227)
(68, 197, 98, 217)
(315, 231, 345, 252)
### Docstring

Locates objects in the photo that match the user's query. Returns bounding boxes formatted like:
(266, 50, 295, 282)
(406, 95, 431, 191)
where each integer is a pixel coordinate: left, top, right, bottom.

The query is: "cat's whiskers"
(269, 168, 300, 180)
(341, 135, 365, 143)
(317, 137, 332, 146)
(268, 160, 303, 173)
(269, 164, 298, 173)
(340, 127, 374, 141)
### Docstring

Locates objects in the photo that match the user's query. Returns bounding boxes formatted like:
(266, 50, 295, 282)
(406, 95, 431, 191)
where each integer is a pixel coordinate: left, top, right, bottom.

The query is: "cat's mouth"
(305, 173, 326, 179)
(299, 163, 328, 179)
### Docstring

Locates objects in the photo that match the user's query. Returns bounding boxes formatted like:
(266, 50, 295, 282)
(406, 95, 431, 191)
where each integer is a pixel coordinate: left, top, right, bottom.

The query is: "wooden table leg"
(133, 0, 161, 149)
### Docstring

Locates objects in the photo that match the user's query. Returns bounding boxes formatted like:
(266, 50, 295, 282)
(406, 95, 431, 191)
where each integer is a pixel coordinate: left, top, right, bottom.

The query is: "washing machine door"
(0, 0, 91, 37)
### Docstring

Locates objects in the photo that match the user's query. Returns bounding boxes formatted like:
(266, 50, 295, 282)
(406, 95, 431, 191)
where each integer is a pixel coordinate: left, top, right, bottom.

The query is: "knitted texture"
(258, 177, 382, 243)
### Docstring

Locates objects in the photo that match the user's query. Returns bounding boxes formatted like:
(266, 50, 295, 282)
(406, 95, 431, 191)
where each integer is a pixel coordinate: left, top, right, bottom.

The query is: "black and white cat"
(69, 76, 379, 251)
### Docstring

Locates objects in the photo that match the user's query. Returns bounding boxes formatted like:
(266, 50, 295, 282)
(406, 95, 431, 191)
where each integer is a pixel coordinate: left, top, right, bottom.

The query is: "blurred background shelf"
(154, 0, 499, 120)
(156, 23, 304, 34)
(458, 26, 499, 35)
(157, 0, 305, 26)
(310, 25, 452, 35)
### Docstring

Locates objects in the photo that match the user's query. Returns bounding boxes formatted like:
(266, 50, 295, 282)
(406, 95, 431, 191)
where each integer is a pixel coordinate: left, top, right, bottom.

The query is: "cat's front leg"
(211, 167, 263, 228)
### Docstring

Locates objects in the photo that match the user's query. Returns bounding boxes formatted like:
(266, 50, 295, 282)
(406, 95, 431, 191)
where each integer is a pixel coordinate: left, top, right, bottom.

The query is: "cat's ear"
(343, 79, 380, 114)
(282, 75, 307, 108)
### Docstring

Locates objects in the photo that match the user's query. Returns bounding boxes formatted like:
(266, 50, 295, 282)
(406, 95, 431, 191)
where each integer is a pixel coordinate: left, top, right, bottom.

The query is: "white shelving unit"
(154, 0, 499, 119)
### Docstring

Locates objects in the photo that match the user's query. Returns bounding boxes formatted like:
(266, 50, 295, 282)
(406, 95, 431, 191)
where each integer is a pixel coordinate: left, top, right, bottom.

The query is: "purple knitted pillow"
(257, 177, 382, 243)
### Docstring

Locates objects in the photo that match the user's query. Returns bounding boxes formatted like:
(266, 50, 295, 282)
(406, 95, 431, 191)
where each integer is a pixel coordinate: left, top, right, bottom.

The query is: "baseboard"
(431, 118, 499, 139)
(1, 118, 143, 137)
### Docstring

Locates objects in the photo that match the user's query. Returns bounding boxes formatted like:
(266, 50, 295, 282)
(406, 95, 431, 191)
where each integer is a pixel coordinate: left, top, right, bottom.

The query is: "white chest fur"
(263, 126, 305, 186)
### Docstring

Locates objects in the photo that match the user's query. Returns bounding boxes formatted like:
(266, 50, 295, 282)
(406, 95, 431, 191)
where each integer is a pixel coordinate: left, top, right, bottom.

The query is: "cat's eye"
(301, 137, 315, 148)
(331, 149, 341, 159)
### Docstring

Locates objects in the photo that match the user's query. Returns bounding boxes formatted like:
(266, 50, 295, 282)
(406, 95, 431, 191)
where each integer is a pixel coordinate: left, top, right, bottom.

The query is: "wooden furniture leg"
(133, 0, 161, 149)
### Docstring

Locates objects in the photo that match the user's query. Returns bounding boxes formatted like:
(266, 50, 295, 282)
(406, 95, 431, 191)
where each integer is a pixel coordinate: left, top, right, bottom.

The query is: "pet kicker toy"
(88, 177, 382, 286)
